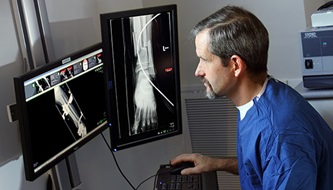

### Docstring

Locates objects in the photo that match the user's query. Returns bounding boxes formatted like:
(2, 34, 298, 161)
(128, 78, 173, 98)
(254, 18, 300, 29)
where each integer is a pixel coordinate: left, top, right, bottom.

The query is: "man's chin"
(206, 91, 216, 99)
(202, 81, 216, 99)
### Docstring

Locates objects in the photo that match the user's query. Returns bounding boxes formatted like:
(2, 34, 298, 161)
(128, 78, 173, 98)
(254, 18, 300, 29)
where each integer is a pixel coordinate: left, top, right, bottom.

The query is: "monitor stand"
(50, 153, 82, 190)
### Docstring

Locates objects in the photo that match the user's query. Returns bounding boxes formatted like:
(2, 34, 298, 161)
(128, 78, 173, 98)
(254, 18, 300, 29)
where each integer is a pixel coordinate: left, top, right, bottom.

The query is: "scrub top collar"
(237, 76, 270, 120)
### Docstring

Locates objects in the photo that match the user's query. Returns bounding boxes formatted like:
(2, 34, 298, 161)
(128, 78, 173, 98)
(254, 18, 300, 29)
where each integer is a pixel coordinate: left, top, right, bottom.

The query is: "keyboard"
(155, 164, 218, 190)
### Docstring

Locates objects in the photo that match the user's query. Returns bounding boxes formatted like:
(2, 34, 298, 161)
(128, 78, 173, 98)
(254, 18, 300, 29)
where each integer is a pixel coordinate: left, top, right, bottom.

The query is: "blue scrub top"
(237, 78, 333, 189)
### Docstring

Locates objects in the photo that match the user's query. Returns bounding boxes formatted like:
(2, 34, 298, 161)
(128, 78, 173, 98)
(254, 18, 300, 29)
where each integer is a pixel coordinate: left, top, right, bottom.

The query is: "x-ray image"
(54, 84, 87, 139)
(131, 15, 158, 135)
(36, 77, 51, 93)
(60, 66, 74, 81)
(109, 12, 176, 137)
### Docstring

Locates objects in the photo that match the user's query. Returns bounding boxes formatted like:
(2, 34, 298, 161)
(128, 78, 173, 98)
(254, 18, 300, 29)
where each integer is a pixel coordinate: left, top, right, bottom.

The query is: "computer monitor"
(13, 43, 108, 181)
(100, 4, 182, 151)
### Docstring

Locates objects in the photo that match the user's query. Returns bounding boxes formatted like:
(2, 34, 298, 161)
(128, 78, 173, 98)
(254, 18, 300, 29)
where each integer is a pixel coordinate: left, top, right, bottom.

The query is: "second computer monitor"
(13, 43, 108, 181)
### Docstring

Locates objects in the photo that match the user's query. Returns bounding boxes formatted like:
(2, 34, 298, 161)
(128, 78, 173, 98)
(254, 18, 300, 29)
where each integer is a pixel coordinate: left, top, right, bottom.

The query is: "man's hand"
(170, 153, 239, 175)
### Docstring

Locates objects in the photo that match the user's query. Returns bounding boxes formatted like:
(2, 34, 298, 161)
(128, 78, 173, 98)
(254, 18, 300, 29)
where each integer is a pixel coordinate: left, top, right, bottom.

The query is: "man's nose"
(195, 64, 204, 77)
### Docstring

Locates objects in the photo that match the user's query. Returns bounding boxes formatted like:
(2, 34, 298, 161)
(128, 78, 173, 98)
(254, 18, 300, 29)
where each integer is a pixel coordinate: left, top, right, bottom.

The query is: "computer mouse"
(170, 161, 195, 175)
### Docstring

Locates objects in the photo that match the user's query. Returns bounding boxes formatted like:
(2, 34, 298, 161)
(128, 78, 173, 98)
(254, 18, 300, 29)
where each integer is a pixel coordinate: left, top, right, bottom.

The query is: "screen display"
(14, 43, 108, 181)
(100, 4, 182, 151)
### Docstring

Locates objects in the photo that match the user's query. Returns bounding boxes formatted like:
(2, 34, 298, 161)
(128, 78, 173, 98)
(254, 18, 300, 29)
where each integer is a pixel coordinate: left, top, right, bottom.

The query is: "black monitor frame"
(100, 4, 182, 151)
(14, 43, 108, 181)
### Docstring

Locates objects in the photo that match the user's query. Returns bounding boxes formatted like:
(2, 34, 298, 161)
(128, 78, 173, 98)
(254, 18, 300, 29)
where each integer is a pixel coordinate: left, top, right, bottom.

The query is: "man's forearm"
(215, 157, 239, 175)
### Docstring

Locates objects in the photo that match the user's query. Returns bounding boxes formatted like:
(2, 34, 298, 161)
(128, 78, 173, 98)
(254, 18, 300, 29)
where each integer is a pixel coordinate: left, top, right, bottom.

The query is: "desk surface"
(294, 82, 333, 100)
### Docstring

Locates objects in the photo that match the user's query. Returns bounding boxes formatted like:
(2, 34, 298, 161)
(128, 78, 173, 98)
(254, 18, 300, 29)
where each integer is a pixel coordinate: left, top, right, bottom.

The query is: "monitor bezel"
(100, 4, 182, 151)
(14, 42, 109, 181)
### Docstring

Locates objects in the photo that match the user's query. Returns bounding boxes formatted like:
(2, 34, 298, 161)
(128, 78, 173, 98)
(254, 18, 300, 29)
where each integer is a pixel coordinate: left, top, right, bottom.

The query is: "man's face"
(194, 30, 235, 99)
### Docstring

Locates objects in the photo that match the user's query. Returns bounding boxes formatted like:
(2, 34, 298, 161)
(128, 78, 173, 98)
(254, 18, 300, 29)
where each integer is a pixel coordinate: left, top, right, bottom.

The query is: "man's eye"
(200, 58, 208, 63)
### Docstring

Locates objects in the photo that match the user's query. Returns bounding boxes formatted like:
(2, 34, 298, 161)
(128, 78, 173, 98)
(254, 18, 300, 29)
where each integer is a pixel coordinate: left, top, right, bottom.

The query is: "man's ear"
(230, 55, 246, 77)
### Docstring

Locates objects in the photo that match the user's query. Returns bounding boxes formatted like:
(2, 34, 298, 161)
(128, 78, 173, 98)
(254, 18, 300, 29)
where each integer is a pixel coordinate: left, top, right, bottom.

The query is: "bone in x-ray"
(54, 85, 87, 137)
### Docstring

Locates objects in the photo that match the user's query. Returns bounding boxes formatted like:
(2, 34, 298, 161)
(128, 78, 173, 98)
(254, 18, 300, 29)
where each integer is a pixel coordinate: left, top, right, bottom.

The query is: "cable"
(101, 133, 136, 190)
(101, 133, 159, 190)
(134, 174, 157, 190)
(152, 169, 174, 190)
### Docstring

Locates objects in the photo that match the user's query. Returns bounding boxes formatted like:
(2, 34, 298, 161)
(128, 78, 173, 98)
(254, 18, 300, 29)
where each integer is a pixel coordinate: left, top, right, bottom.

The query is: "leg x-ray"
(54, 84, 87, 139)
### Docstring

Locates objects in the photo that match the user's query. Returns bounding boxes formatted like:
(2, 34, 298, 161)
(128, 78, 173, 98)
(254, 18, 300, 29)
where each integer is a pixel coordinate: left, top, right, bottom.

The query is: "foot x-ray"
(131, 14, 175, 135)
(131, 15, 158, 135)
(109, 12, 176, 136)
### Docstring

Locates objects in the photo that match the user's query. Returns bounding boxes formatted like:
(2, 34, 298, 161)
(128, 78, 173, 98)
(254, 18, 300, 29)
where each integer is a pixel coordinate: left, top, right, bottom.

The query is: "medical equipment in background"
(299, 1, 333, 89)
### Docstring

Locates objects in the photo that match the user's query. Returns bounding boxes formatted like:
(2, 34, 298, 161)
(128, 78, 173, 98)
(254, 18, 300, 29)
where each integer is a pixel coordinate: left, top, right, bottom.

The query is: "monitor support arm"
(50, 153, 82, 190)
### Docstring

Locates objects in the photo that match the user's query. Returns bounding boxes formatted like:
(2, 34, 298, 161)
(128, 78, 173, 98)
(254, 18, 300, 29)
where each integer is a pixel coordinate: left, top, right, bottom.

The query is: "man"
(171, 5, 333, 189)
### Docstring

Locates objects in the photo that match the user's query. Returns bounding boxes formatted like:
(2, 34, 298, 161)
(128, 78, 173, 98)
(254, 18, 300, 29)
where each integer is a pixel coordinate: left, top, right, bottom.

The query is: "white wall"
(0, 0, 332, 189)
(45, 0, 151, 59)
